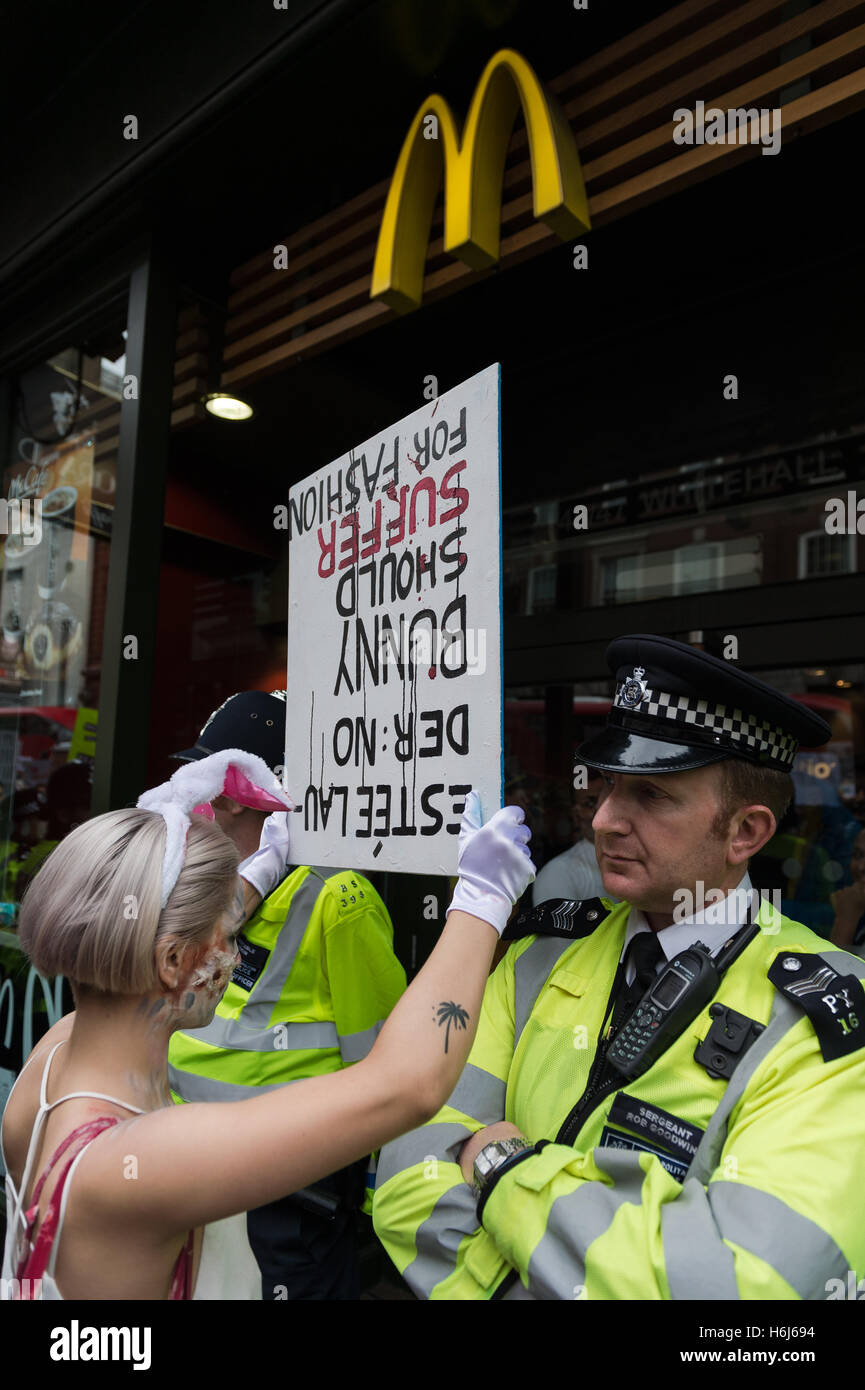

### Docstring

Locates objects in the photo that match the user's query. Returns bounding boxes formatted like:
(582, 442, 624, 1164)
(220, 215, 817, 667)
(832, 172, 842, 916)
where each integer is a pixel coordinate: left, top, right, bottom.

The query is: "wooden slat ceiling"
(170, 303, 210, 430)
(218, 0, 865, 391)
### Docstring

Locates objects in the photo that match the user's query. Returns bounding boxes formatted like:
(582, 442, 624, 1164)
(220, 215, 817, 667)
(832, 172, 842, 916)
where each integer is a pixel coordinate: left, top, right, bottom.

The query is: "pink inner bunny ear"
(193, 802, 216, 820)
(223, 764, 294, 812)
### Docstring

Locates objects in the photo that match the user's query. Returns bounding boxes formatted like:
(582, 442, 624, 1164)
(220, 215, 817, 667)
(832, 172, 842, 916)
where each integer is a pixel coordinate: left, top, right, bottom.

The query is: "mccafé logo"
(370, 48, 590, 314)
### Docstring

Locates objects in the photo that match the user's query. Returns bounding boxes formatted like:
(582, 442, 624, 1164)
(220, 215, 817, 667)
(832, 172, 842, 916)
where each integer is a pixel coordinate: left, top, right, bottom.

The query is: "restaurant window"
(0, 323, 123, 1109)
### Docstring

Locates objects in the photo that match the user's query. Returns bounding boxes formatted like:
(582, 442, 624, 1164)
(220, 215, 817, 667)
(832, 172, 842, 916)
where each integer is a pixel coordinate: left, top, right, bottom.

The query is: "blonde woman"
(1, 753, 532, 1300)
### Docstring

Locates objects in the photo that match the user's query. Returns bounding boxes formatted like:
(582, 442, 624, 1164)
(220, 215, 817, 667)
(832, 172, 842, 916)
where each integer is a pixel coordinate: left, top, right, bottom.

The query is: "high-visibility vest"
(373, 896, 865, 1299)
(168, 865, 406, 1103)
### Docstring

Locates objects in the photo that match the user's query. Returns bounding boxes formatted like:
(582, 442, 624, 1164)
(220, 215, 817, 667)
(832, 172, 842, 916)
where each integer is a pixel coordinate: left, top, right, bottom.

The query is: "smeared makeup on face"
(128, 887, 247, 1109)
(189, 940, 240, 1002)
(167, 881, 244, 1022)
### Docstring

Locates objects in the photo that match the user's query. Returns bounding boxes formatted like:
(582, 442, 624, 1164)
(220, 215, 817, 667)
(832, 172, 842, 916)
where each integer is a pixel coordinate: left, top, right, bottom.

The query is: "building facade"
(1, 0, 864, 1094)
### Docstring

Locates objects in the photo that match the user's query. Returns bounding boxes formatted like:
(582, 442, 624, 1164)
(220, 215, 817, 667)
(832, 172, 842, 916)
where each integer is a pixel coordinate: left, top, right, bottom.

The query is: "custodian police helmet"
(170, 690, 288, 777)
(577, 634, 832, 775)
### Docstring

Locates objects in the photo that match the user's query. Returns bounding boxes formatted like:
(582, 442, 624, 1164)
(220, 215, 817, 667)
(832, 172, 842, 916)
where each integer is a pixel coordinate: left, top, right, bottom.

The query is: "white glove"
(237, 811, 291, 899)
(446, 789, 535, 936)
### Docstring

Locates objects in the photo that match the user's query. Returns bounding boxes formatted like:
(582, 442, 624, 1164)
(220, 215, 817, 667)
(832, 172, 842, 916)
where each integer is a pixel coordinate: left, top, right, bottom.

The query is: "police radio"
(606, 918, 761, 1080)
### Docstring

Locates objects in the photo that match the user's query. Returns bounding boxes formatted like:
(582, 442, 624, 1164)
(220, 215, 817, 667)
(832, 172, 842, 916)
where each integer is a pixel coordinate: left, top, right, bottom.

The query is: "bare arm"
(87, 909, 498, 1233)
(85, 795, 532, 1236)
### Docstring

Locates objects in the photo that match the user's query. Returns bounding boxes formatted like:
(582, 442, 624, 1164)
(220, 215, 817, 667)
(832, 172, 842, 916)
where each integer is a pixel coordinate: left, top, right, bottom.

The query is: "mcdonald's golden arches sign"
(371, 48, 591, 314)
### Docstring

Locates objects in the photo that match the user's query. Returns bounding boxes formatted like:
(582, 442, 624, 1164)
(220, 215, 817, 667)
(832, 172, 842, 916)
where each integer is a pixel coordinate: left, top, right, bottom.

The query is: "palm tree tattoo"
(436, 1001, 469, 1053)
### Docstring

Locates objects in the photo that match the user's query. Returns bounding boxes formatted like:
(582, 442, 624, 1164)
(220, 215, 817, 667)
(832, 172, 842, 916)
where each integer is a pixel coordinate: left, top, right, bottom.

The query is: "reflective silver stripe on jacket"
(663, 986, 802, 1300)
(234, 866, 331, 1029)
(408, 1183, 481, 1297)
(188, 1017, 340, 1052)
(376, 1121, 480, 1298)
(687, 990, 800, 1187)
(708, 1182, 849, 1298)
(338, 1020, 384, 1064)
(446, 1064, 507, 1126)
(377, 1121, 472, 1190)
(514, 1146, 652, 1300)
(661, 1177, 741, 1300)
(376, 938, 576, 1299)
(513, 937, 576, 1045)
(506, 939, 860, 1300)
(688, 946, 865, 1187)
(662, 949, 865, 1299)
(375, 1056, 514, 1296)
(168, 1066, 291, 1103)
(494, 944, 769, 1299)
(513, 978, 838, 1300)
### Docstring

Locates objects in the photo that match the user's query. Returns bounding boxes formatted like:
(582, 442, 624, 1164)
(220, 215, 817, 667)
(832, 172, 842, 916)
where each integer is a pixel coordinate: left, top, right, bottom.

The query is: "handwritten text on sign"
(286, 365, 502, 874)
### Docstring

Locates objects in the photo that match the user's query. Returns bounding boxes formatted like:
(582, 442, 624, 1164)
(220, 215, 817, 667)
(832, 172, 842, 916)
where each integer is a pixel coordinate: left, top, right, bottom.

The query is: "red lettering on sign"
(318, 522, 336, 578)
(338, 512, 360, 570)
(360, 500, 382, 559)
(440, 460, 468, 523)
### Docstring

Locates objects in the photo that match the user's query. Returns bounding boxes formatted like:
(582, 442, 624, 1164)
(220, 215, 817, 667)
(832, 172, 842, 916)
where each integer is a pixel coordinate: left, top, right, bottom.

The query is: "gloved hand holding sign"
(237, 811, 291, 900)
(447, 789, 535, 936)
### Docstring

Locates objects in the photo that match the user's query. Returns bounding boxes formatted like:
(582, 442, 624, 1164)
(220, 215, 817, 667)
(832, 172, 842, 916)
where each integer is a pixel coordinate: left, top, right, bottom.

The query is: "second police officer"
(168, 690, 406, 1299)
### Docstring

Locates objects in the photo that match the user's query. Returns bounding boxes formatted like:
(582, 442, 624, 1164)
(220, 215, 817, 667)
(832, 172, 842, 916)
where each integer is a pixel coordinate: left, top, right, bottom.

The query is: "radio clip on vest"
(606, 918, 761, 1081)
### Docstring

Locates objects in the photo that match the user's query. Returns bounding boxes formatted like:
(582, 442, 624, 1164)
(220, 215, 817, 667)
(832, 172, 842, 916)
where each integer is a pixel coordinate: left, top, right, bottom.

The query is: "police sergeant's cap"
(170, 690, 288, 776)
(577, 634, 832, 775)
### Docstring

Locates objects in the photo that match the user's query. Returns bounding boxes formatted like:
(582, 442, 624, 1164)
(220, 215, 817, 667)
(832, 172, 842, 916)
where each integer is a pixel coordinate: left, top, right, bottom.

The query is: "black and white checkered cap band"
(612, 681, 798, 769)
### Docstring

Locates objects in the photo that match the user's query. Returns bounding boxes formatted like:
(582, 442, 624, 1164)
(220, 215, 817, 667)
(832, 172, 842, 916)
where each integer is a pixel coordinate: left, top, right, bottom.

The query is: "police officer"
(373, 635, 865, 1299)
(168, 690, 406, 1299)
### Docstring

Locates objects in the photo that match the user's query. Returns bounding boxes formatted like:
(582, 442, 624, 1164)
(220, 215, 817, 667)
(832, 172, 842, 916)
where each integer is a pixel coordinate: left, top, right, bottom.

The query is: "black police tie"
(608, 931, 665, 1039)
(628, 931, 665, 994)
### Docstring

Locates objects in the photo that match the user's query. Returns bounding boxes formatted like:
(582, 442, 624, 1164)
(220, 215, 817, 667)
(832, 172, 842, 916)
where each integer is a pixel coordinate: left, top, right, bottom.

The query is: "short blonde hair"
(18, 809, 239, 994)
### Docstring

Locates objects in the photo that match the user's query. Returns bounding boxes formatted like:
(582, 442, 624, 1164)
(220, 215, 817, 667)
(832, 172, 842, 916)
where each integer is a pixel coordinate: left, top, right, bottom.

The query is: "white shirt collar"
(620, 871, 754, 982)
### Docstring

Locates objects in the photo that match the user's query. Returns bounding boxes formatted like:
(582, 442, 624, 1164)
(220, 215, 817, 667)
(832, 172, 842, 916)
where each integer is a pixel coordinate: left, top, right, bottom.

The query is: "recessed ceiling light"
(203, 392, 253, 421)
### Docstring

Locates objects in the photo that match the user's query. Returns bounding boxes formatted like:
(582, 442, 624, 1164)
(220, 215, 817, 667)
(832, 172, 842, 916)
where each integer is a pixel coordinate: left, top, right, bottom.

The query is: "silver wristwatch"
(471, 1137, 534, 1197)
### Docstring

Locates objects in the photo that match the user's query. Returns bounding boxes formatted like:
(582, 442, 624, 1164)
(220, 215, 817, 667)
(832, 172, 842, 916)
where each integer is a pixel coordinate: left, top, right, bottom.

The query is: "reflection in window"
(594, 537, 761, 605)
(798, 530, 855, 578)
(526, 565, 557, 614)
(0, 333, 122, 922)
(505, 667, 865, 945)
(600, 554, 640, 605)
(502, 428, 863, 613)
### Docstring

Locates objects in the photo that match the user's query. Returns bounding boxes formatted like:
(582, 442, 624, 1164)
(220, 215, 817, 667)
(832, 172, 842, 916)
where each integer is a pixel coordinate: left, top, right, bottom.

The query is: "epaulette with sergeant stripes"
(502, 896, 612, 942)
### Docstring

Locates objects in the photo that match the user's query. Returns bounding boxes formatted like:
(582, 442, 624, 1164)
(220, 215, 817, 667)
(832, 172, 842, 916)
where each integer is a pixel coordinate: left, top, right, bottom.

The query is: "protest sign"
(285, 363, 502, 874)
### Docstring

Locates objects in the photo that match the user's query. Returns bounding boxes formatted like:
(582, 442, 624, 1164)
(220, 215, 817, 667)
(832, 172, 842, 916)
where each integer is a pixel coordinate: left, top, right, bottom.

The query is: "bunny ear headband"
(136, 749, 296, 908)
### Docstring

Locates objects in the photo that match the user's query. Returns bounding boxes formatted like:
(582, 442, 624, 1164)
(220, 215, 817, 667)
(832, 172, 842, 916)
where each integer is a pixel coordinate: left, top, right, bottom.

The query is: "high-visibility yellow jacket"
(168, 865, 406, 1100)
(372, 896, 865, 1299)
